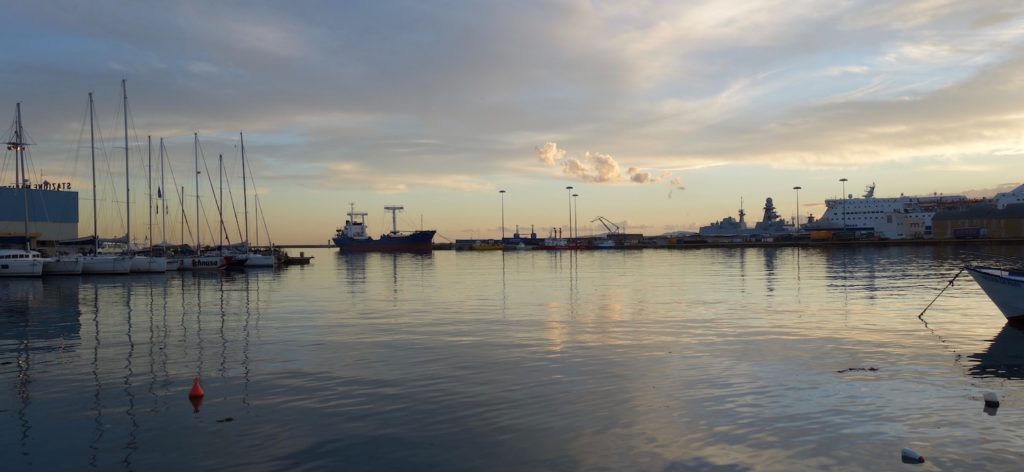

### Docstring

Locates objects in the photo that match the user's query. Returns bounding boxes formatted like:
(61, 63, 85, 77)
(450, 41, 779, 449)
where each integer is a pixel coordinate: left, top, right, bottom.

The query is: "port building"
(0, 187, 79, 244)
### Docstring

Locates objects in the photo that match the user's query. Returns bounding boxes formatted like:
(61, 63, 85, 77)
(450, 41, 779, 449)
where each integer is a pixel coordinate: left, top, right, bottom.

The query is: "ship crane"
(591, 216, 621, 235)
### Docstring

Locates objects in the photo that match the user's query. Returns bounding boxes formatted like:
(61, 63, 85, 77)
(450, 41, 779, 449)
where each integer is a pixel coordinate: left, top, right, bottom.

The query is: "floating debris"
(901, 447, 925, 464)
(836, 367, 879, 373)
(984, 392, 1000, 408)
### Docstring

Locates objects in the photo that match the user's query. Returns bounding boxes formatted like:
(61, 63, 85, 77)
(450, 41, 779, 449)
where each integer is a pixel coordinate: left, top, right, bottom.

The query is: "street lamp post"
(566, 186, 574, 239)
(499, 189, 506, 241)
(793, 186, 802, 230)
(839, 178, 848, 229)
(572, 193, 579, 242)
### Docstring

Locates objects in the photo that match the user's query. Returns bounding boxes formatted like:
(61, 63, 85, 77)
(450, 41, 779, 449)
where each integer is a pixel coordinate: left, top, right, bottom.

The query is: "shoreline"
(273, 238, 1024, 250)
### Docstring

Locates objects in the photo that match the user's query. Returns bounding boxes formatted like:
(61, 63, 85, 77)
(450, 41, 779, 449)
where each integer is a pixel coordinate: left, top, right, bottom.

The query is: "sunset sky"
(4, 0, 1024, 244)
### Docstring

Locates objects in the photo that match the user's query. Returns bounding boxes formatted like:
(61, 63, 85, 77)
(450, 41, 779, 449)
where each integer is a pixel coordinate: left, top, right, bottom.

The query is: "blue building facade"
(0, 187, 79, 241)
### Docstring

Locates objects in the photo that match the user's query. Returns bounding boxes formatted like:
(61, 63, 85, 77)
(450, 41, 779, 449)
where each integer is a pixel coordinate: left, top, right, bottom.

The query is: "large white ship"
(806, 183, 972, 239)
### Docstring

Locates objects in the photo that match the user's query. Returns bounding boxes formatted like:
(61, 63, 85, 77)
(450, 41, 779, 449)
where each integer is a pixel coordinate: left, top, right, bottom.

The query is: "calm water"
(2, 245, 1024, 471)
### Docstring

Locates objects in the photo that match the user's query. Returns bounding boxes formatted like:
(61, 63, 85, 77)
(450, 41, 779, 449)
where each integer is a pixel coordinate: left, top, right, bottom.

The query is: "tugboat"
(332, 204, 435, 252)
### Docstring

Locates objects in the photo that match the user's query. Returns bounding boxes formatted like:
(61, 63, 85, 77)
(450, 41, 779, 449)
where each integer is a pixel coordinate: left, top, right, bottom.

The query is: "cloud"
(536, 143, 674, 184)
(536, 142, 566, 165)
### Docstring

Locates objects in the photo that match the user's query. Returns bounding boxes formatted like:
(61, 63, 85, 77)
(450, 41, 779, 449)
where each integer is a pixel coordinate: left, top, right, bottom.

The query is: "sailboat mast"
(160, 138, 166, 245)
(15, 103, 29, 250)
(194, 133, 199, 249)
(14, 103, 22, 189)
(123, 79, 130, 249)
(241, 132, 248, 248)
(148, 135, 152, 251)
(219, 153, 223, 249)
(89, 93, 98, 255)
(180, 185, 185, 246)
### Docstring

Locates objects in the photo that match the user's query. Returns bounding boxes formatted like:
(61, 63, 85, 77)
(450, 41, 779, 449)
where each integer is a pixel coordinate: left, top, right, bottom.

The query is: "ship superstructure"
(806, 183, 971, 239)
(700, 197, 792, 237)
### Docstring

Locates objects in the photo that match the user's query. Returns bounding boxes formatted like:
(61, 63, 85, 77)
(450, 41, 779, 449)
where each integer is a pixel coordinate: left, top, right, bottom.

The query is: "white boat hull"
(130, 255, 168, 273)
(81, 255, 133, 274)
(243, 253, 275, 267)
(42, 256, 83, 275)
(165, 258, 183, 271)
(967, 266, 1024, 319)
(0, 259, 43, 277)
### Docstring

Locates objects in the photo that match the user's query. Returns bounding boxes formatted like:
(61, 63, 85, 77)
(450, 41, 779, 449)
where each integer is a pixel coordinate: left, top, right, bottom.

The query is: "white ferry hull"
(42, 256, 83, 275)
(81, 255, 133, 274)
(130, 255, 168, 273)
(968, 266, 1024, 320)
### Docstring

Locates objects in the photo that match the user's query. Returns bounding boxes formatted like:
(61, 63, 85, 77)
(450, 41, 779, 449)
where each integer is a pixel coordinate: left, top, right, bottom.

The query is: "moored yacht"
(0, 249, 44, 277)
(42, 252, 83, 275)
(81, 254, 133, 274)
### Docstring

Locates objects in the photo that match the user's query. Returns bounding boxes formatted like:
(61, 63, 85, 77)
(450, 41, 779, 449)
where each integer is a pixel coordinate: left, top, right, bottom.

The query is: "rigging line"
(199, 194, 217, 247)
(198, 140, 230, 244)
(919, 268, 965, 320)
(246, 163, 273, 245)
(176, 185, 194, 246)
(221, 148, 244, 243)
(94, 106, 126, 238)
(162, 141, 193, 245)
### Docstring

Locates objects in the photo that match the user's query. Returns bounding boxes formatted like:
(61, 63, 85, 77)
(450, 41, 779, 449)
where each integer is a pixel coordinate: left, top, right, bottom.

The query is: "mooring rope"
(919, 267, 966, 320)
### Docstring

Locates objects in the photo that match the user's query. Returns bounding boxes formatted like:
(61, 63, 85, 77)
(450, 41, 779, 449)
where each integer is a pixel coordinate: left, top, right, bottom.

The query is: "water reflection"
(4, 247, 1024, 470)
(968, 321, 1024, 379)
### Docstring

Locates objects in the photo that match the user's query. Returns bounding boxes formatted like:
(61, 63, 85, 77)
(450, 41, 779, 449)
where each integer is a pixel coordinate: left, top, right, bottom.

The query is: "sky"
(3, 0, 1024, 244)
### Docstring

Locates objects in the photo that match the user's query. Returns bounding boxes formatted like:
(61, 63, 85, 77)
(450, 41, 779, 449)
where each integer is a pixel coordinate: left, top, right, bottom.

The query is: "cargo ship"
(332, 204, 435, 252)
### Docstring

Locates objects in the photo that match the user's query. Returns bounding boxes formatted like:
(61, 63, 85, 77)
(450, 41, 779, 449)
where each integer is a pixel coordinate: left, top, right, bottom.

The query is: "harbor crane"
(591, 216, 621, 235)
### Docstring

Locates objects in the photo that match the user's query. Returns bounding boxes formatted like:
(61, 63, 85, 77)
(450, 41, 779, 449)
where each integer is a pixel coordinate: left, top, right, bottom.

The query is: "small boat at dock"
(967, 265, 1024, 320)
(280, 251, 313, 265)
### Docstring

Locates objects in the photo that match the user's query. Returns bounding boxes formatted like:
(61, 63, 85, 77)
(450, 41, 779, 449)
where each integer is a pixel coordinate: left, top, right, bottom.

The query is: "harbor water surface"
(2, 246, 1024, 470)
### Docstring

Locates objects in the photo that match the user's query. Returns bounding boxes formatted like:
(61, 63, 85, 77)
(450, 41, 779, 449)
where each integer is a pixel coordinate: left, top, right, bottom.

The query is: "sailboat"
(81, 91, 132, 274)
(180, 133, 228, 271)
(118, 81, 166, 273)
(240, 132, 275, 267)
(1, 102, 44, 277)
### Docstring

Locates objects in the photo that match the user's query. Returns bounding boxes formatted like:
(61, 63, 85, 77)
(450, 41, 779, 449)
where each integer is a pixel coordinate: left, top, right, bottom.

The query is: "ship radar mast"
(863, 183, 876, 199)
(738, 198, 746, 228)
(384, 205, 404, 234)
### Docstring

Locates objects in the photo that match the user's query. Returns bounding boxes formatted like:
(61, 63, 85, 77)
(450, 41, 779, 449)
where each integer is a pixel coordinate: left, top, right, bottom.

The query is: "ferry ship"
(805, 183, 972, 239)
(332, 204, 435, 252)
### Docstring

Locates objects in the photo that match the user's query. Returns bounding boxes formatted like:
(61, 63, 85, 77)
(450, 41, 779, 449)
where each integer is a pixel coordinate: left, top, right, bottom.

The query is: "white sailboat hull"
(244, 253, 275, 267)
(180, 255, 226, 271)
(81, 255, 133, 274)
(165, 258, 183, 271)
(0, 259, 43, 277)
(968, 266, 1024, 319)
(130, 255, 167, 273)
(42, 256, 83, 275)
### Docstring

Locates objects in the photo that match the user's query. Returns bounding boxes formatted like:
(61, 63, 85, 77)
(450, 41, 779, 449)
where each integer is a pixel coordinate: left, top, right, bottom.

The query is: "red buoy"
(189, 377, 205, 398)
